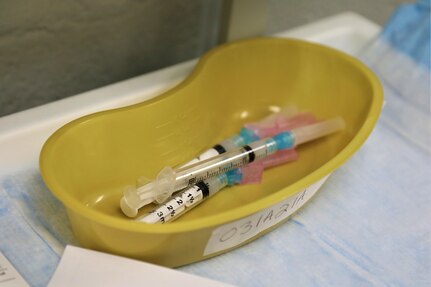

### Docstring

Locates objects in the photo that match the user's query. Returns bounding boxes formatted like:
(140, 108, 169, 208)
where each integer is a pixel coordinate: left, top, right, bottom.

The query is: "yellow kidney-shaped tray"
(40, 37, 383, 267)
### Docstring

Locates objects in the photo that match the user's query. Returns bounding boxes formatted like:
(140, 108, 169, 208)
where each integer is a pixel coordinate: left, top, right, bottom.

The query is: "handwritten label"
(0, 252, 29, 287)
(204, 175, 330, 256)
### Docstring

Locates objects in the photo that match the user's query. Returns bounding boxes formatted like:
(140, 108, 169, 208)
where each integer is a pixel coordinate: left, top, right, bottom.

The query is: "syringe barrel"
(218, 135, 248, 151)
(179, 135, 246, 168)
(134, 137, 280, 208)
(174, 118, 345, 189)
(137, 175, 228, 224)
(178, 106, 298, 168)
(173, 137, 279, 190)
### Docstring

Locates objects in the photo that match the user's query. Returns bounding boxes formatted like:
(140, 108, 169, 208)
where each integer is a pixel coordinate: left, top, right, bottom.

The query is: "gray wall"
(0, 0, 406, 117)
(0, 0, 222, 116)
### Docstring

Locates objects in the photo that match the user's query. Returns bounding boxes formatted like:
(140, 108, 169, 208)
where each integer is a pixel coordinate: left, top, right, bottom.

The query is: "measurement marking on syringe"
(243, 145, 255, 162)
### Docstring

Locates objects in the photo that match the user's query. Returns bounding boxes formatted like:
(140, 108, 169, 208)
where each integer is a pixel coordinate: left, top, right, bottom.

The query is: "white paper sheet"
(0, 252, 29, 287)
(48, 246, 234, 287)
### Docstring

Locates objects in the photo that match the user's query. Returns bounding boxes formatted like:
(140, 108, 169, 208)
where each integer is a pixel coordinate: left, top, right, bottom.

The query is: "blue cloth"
(1, 2, 430, 286)
(0, 173, 77, 287)
(380, 0, 430, 69)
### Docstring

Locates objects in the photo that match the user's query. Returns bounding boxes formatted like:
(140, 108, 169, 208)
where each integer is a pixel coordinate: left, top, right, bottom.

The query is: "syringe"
(136, 174, 230, 224)
(137, 149, 299, 224)
(120, 117, 345, 217)
(179, 106, 307, 167)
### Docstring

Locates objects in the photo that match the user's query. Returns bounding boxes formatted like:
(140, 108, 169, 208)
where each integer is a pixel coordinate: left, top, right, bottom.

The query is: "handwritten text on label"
(204, 176, 329, 256)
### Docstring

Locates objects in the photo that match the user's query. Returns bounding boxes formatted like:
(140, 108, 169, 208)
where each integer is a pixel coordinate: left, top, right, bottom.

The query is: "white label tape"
(204, 175, 330, 256)
(0, 252, 29, 287)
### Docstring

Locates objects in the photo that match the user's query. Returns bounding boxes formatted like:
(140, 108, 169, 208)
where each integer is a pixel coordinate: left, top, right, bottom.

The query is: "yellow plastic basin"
(40, 38, 383, 267)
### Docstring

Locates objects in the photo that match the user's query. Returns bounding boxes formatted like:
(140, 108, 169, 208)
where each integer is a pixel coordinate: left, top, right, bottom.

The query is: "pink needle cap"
(240, 149, 299, 184)
(245, 112, 317, 138)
